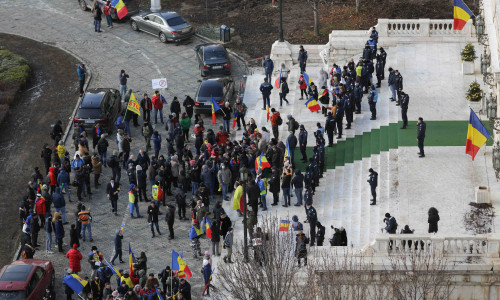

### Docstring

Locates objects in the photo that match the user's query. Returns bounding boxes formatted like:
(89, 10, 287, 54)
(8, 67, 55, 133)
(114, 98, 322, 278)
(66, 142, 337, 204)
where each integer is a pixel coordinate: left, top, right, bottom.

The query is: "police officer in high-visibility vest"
(152, 181, 164, 207)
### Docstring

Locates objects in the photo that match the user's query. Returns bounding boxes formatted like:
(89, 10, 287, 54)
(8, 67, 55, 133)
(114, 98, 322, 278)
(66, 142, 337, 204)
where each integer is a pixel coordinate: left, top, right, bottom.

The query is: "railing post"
(378, 19, 389, 37)
(420, 19, 431, 37)
(487, 234, 500, 258)
(431, 236, 445, 255)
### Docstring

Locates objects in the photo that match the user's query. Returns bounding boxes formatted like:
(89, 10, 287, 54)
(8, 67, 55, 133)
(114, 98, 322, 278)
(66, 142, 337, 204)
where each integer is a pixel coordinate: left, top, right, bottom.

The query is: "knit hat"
(292, 215, 298, 222)
(73, 244, 78, 249)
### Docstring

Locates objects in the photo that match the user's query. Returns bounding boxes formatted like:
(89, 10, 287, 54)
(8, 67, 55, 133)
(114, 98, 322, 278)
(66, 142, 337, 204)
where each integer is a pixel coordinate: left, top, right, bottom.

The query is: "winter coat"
(428, 211, 440, 233)
(152, 133, 162, 151)
(92, 156, 102, 175)
(97, 137, 109, 154)
(170, 101, 181, 115)
(52, 187, 65, 209)
(259, 81, 273, 96)
(203, 262, 212, 284)
(262, 59, 274, 74)
(66, 247, 83, 273)
(180, 117, 191, 130)
(151, 94, 164, 109)
(291, 171, 304, 189)
(287, 134, 297, 150)
(57, 169, 70, 186)
(268, 171, 280, 194)
(54, 219, 65, 239)
(217, 168, 232, 185)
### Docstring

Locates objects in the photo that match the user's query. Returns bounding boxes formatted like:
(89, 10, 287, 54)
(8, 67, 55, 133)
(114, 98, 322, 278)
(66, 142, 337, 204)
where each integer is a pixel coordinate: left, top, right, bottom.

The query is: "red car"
(0, 260, 55, 300)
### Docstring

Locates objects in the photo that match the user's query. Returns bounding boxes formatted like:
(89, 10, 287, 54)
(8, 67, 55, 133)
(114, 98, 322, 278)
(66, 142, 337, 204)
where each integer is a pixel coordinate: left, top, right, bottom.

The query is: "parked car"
(130, 11, 195, 43)
(194, 44, 231, 77)
(73, 88, 121, 134)
(194, 77, 235, 114)
(0, 260, 55, 300)
(77, 0, 139, 20)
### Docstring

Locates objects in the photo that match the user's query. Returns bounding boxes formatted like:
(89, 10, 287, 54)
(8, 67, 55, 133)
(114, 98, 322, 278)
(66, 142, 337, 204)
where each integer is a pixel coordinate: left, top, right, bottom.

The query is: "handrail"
(243, 56, 266, 75)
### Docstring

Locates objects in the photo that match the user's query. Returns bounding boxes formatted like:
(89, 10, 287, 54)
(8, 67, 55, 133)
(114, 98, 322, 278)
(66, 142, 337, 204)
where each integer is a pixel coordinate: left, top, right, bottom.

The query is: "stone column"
(270, 40, 293, 70)
(377, 19, 389, 37)
(151, 0, 161, 12)
(420, 19, 430, 37)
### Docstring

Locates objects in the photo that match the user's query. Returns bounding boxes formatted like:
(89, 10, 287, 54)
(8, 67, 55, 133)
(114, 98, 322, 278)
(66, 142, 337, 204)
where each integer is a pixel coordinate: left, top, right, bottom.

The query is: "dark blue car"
(194, 44, 231, 77)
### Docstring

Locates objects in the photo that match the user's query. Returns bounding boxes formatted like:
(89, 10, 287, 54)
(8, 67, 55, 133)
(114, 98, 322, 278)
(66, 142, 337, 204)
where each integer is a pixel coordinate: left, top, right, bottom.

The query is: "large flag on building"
(172, 250, 192, 279)
(63, 274, 88, 294)
(126, 91, 141, 116)
(110, 0, 128, 19)
(453, 0, 474, 30)
(305, 96, 321, 112)
(466, 109, 490, 160)
(211, 96, 221, 124)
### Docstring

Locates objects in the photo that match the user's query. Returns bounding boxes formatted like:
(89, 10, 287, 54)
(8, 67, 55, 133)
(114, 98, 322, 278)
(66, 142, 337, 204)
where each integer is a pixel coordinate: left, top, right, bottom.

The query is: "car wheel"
(131, 21, 139, 31)
(78, 0, 88, 11)
(159, 33, 167, 43)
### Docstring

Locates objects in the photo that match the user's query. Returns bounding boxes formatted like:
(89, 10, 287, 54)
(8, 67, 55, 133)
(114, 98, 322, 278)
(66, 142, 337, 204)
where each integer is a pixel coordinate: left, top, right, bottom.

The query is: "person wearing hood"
(262, 55, 274, 83)
(45, 212, 54, 254)
(66, 243, 83, 274)
(52, 186, 67, 224)
(202, 259, 213, 297)
(291, 215, 302, 231)
(111, 229, 125, 265)
(316, 222, 325, 246)
(295, 226, 309, 267)
(291, 169, 304, 206)
(298, 125, 308, 162)
(57, 167, 71, 202)
(428, 207, 440, 233)
(152, 131, 162, 158)
(287, 131, 298, 165)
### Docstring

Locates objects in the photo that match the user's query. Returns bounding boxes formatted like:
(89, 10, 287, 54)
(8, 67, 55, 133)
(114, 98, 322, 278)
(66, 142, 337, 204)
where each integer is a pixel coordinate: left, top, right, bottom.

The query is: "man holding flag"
(260, 77, 273, 110)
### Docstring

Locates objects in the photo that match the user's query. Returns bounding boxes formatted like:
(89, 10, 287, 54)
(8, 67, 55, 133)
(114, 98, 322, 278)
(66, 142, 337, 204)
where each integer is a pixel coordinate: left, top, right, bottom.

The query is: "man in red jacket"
(66, 244, 83, 274)
(151, 91, 165, 124)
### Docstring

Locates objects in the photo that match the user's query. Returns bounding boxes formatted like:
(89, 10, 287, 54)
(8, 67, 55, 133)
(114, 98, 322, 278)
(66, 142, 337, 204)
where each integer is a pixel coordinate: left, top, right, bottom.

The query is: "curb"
(7, 34, 92, 262)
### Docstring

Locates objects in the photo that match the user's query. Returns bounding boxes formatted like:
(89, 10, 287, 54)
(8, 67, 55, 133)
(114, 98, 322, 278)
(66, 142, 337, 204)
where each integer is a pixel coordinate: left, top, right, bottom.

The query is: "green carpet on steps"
(292, 120, 493, 171)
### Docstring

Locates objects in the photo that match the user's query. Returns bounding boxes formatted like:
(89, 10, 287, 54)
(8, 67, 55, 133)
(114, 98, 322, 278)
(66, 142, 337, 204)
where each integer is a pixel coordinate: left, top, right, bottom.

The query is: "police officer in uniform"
(368, 168, 378, 205)
(368, 85, 377, 120)
(417, 117, 426, 158)
(304, 203, 317, 246)
(400, 92, 409, 129)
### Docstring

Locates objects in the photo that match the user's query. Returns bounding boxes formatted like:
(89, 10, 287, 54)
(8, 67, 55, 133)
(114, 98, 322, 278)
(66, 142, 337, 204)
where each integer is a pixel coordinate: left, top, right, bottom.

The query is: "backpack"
(276, 115, 283, 126)
(142, 125, 151, 137)
(293, 120, 299, 130)
(107, 158, 115, 168)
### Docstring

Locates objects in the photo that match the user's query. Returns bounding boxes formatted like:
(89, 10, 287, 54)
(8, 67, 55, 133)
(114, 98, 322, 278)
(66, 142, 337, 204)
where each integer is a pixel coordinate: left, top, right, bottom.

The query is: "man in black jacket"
(292, 169, 304, 206)
(165, 204, 175, 239)
(304, 203, 317, 246)
(400, 92, 410, 129)
(140, 93, 152, 122)
(147, 201, 161, 238)
(298, 125, 308, 162)
(183, 96, 195, 119)
(287, 131, 298, 165)
(394, 70, 403, 104)
(334, 97, 344, 139)
(268, 167, 280, 206)
(368, 168, 378, 205)
(417, 117, 426, 158)
(106, 179, 120, 215)
(375, 55, 384, 88)
(325, 112, 335, 147)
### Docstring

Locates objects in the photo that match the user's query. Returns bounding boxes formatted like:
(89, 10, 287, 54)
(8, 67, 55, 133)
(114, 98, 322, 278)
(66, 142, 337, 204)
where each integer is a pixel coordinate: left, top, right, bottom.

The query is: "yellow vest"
(152, 185, 159, 201)
(129, 191, 135, 204)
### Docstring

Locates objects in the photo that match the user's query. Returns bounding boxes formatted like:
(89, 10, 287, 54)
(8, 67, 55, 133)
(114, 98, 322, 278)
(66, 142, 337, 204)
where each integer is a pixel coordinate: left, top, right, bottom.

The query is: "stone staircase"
(236, 45, 408, 250)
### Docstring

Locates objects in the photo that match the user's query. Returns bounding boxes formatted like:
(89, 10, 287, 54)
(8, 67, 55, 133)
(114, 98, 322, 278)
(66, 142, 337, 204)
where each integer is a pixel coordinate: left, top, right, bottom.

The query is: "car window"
(199, 83, 223, 98)
(153, 16, 165, 25)
(204, 49, 227, 61)
(147, 14, 156, 21)
(102, 94, 111, 114)
(0, 291, 26, 300)
(26, 272, 40, 298)
(166, 16, 186, 27)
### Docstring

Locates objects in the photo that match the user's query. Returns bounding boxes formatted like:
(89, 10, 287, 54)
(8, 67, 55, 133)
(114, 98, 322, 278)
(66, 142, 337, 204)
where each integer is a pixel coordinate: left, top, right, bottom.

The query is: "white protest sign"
(152, 78, 168, 89)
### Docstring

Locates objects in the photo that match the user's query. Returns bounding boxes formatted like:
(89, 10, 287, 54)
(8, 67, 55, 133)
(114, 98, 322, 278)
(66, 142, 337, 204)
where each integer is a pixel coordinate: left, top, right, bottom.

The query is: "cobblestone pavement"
(0, 0, 245, 298)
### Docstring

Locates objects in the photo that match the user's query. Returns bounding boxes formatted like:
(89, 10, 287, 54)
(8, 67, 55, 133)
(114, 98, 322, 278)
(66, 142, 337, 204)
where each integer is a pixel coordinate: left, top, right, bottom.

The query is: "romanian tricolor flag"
(466, 109, 490, 160)
(103, 257, 122, 277)
(232, 184, 244, 211)
(305, 96, 321, 112)
(232, 111, 238, 129)
(279, 220, 290, 231)
(172, 250, 192, 279)
(211, 96, 221, 124)
(63, 274, 88, 294)
(453, 0, 474, 30)
(302, 72, 313, 88)
(126, 92, 141, 116)
(284, 139, 291, 163)
(128, 243, 137, 277)
(255, 153, 271, 172)
(205, 219, 213, 239)
(189, 224, 204, 239)
(275, 71, 282, 89)
(266, 101, 270, 122)
(110, 0, 128, 19)
(319, 88, 328, 100)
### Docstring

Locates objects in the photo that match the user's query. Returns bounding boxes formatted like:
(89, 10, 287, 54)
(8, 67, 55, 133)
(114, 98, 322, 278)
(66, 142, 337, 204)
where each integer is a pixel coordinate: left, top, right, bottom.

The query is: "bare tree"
(215, 216, 308, 300)
(385, 251, 455, 300)
(355, 0, 360, 13)
(305, 0, 328, 37)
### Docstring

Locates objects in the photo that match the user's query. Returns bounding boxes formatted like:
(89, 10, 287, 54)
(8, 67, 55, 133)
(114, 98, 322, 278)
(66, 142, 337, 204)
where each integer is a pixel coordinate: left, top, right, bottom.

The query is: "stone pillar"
(377, 19, 389, 37)
(420, 19, 430, 37)
(150, 0, 161, 12)
(430, 236, 445, 254)
(487, 234, 500, 258)
(270, 40, 293, 70)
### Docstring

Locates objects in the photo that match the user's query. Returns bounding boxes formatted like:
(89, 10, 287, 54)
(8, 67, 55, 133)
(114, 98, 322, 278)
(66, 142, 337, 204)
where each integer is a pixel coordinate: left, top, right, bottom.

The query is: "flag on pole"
(275, 71, 282, 89)
(126, 92, 141, 116)
(202, 267, 216, 296)
(103, 257, 122, 277)
(232, 184, 244, 211)
(284, 139, 291, 163)
(205, 219, 213, 239)
(466, 109, 490, 160)
(302, 72, 313, 88)
(63, 274, 88, 294)
(128, 243, 137, 277)
(211, 96, 221, 124)
(305, 96, 321, 112)
(279, 220, 290, 231)
(255, 153, 271, 172)
(453, 0, 474, 30)
(232, 111, 238, 129)
(189, 225, 204, 239)
(110, 0, 129, 19)
(154, 286, 165, 300)
(172, 250, 192, 279)
(266, 101, 270, 122)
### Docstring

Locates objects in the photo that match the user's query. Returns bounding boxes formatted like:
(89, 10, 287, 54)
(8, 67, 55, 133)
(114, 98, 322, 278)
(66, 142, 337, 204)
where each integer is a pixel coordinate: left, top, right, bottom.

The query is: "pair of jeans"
(418, 138, 425, 155)
(223, 119, 230, 133)
(282, 188, 290, 206)
(111, 248, 122, 264)
(191, 182, 199, 195)
(105, 14, 113, 27)
(221, 183, 228, 200)
(55, 206, 67, 223)
(82, 223, 92, 241)
(120, 85, 127, 100)
(94, 20, 101, 32)
(265, 73, 272, 83)
(100, 151, 107, 166)
(260, 195, 267, 210)
(46, 232, 52, 251)
(150, 221, 160, 235)
(295, 188, 303, 205)
(212, 241, 220, 256)
(262, 95, 270, 109)
(122, 152, 129, 169)
(154, 108, 164, 124)
(389, 84, 396, 100)
(125, 121, 131, 137)
(279, 93, 289, 106)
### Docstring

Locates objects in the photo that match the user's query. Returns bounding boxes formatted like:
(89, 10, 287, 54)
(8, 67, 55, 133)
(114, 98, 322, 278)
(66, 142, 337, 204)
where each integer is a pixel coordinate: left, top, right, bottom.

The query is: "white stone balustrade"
(372, 234, 500, 257)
